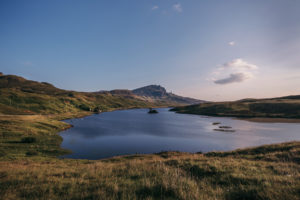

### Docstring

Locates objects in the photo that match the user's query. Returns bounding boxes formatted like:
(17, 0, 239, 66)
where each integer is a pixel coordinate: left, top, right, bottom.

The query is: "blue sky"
(1, 0, 300, 101)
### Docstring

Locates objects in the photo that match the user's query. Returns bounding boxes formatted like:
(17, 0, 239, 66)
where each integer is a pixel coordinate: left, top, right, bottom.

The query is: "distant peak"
(132, 85, 167, 97)
(135, 84, 165, 90)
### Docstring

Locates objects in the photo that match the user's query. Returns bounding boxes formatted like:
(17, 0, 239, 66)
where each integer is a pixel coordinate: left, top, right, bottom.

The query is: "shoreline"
(171, 111, 300, 123)
(0, 106, 171, 160)
(59, 108, 300, 160)
(236, 117, 300, 123)
(1, 110, 300, 199)
(2, 108, 300, 161)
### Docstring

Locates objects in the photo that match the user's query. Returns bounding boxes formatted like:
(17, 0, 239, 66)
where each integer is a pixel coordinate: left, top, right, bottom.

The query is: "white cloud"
(152, 5, 158, 10)
(173, 3, 182, 13)
(212, 58, 258, 85)
(223, 58, 258, 70)
(228, 41, 235, 46)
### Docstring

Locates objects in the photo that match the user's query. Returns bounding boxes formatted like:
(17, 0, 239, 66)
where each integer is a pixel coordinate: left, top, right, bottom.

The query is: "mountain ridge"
(0, 73, 203, 115)
(132, 85, 205, 105)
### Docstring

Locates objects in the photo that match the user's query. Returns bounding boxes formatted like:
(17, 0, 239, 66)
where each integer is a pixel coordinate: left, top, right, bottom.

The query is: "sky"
(1, 0, 300, 101)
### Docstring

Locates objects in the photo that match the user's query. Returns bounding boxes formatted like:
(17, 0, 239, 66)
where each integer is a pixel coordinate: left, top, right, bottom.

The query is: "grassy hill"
(171, 96, 300, 119)
(0, 74, 203, 115)
(0, 75, 177, 115)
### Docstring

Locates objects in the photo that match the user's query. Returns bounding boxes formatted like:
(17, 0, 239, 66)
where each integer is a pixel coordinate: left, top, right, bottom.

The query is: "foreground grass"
(0, 113, 300, 199)
(0, 143, 299, 200)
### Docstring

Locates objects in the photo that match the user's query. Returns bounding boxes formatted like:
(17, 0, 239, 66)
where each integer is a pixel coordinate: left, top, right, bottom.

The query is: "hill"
(0, 74, 149, 115)
(0, 74, 202, 115)
(132, 85, 205, 105)
(171, 95, 300, 119)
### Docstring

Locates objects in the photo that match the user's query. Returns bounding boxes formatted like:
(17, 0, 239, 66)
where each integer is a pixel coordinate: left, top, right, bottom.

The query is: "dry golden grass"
(0, 148, 299, 200)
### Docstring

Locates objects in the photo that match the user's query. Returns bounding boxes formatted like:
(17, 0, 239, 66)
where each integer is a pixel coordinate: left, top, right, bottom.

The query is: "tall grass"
(0, 145, 299, 199)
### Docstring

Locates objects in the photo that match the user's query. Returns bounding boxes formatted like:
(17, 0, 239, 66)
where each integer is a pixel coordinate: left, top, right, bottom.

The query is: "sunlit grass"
(0, 146, 299, 199)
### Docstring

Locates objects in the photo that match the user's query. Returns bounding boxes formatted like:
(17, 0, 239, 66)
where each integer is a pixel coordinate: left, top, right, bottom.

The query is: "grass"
(0, 114, 74, 159)
(171, 97, 300, 119)
(0, 143, 299, 199)
(0, 87, 156, 115)
(0, 74, 191, 115)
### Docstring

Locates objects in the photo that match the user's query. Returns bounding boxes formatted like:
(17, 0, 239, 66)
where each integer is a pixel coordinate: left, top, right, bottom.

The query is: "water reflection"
(60, 108, 300, 159)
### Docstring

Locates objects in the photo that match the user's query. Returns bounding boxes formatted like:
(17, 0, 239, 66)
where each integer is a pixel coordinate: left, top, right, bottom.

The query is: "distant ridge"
(132, 85, 205, 105)
(172, 93, 300, 119)
(0, 73, 204, 115)
(237, 95, 300, 103)
(132, 85, 168, 98)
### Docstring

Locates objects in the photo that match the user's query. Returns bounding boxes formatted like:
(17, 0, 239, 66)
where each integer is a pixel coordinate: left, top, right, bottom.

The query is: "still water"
(60, 108, 300, 159)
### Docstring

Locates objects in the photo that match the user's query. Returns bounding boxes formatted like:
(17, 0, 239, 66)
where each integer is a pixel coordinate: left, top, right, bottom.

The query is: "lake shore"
(170, 109, 300, 123)
(237, 117, 300, 123)
(60, 108, 300, 159)
(2, 108, 300, 160)
(1, 110, 300, 199)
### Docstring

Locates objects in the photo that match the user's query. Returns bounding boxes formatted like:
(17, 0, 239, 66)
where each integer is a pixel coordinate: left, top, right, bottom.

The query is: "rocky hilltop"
(132, 85, 205, 105)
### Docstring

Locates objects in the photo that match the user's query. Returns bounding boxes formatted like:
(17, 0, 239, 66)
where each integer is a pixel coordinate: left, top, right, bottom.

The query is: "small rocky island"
(212, 122, 235, 132)
(148, 108, 158, 114)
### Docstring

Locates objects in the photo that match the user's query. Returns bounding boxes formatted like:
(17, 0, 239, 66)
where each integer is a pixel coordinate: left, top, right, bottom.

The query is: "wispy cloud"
(228, 41, 235, 46)
(214, 72, 251, 84)
(223, 59, 258, 70)
(173, 3, 182, 13)
(151, 5, 159, 10)
(212, 58, 258, 85)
